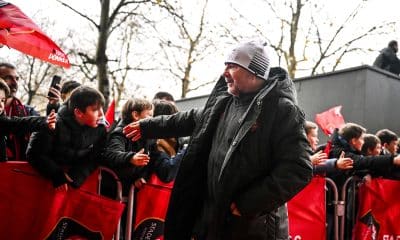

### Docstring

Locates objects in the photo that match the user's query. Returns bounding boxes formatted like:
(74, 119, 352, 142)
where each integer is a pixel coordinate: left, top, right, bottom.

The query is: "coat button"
(232, 141, 237, 146)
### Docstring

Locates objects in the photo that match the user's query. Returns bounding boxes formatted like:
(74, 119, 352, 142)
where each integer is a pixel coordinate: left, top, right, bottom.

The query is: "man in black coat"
(373, 40, 400, 75)
(124, 40, 312, 240)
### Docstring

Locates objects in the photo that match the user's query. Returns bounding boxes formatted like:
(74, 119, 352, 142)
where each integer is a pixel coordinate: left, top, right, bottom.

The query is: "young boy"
(375, 129, 398, 155)
(0, 79, 56, 161)
(27, 86, 107, 190)
(104, 98, 154, 191)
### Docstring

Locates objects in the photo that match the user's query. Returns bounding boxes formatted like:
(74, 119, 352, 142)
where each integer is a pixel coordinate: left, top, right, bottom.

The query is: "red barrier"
(133, 174, 174, 240)
(288, 176, 326, 240)
(353, 179, 400, 240)
(0, 162, 124, 240)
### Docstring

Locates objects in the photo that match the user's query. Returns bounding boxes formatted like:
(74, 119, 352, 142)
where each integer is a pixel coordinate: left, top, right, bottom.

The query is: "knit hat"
(225, 40, 270, 81)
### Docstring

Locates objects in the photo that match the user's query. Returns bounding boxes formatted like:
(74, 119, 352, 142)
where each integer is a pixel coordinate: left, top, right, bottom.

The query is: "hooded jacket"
(138, 67, 313, 240)
(373, 47, 400, 74)
(27, 104, 107, 187)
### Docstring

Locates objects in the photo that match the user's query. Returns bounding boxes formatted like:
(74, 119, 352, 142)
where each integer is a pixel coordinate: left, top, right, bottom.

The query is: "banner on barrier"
(133, 174, 174, 240)
(288, 176, 326, 240)
(0, 162, 124, 240)
(353, 179, 400, 240)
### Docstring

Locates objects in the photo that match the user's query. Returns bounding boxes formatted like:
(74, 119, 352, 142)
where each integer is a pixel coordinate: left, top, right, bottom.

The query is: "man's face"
(223, 63, 262, 96)
(307, 128, 319, 151)
(385, 140, 399, 155)
(0, 89, 5, 115)
(0, 67, 19, 97)
(74, 104, 104, 128)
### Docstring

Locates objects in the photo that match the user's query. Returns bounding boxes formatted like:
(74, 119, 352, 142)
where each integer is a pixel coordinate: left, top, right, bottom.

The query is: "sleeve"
(349, 152, 394, 172)
(152, 148, 185, 182)
(140, 108, 203, 139)
(0, 116, 48, 134)
(26, 131, 68, 187)
(313, 158, 338, 175)
(25, 105, 40, 116)
(235, 99, 313, 216)
(103, 131, 135, 168)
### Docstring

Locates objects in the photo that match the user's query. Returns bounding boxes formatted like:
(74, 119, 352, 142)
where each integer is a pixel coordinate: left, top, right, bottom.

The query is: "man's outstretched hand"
(123, 121, 142, 142)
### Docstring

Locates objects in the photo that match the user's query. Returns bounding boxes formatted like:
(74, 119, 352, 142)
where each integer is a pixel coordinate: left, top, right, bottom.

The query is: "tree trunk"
(97, 0, 110, 107)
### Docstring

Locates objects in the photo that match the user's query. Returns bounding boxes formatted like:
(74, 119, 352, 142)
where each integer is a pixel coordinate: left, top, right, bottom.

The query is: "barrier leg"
(325, 177, 339, 240)
(125, 184, 135, 240)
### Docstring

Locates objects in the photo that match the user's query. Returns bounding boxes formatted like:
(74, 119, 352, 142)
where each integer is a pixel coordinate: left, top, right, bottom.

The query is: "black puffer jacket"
(139, 67, 313, 240)
(0, 115, 48, 161)
(26, 105, 107, 187)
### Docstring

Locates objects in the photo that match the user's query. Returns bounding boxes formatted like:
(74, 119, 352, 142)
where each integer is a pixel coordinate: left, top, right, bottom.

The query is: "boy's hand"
(130, 148, 150, 166)
(230, 202, 241, 216)
(310, 150, 327, 165)
(123, 121, 141, 142)
(393, 155, 400, 165)
(47, 85, 61, 104)
(336, 151, 353, 170)
(47, 110, 57, 130)
(134, 178, 147, 189)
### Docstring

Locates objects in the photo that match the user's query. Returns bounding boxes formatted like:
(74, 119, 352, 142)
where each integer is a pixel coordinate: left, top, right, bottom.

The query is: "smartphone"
(47, 75, 62, 98)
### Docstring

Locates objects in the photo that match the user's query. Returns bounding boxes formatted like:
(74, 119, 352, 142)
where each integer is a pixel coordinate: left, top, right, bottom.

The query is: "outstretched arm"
(124, 108, 202, 141)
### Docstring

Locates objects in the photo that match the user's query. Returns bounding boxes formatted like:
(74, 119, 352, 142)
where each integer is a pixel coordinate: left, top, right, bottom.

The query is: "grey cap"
(225, 40, 270, 81)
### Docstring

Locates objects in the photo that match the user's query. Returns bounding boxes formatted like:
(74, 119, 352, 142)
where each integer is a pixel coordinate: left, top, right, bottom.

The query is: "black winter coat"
(373, 47, 400, 74)
(139, 67, 313, 240)
(26, 105, 107, 187)
(0, 115, 48, 161)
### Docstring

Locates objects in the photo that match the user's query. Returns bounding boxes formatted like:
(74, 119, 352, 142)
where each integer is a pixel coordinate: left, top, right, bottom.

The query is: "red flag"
(133, 174, 174, 240)
(105, 99, 116, 127)
(315, 105, 345, 136)
(288, 177, 326, 240)
(353, 179, 400, 240)
(0, 1, 70, 68)
(0, 162, 124, 240)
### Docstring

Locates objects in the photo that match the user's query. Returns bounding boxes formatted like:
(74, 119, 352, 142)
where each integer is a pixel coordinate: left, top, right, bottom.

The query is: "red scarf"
(4, 97, 29, 160)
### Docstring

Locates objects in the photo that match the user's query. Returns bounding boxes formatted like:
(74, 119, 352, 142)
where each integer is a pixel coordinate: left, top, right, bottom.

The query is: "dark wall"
(295, 65, 400, 138)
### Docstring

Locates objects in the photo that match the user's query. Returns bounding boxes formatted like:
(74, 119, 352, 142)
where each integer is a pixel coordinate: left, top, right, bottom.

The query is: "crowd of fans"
(1, 37, 400, 238)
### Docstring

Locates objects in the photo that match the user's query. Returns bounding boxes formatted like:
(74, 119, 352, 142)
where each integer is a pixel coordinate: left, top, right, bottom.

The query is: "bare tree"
(57, 0, 157, 107)
(155, 0, 217, 98)
(230, 0, 394, 79)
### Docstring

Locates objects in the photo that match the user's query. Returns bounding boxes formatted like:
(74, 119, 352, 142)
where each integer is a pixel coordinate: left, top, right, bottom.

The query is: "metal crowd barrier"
(125, 184, 136, 240)
(98, 167, 124, 240)
(325, 177, 340, 240)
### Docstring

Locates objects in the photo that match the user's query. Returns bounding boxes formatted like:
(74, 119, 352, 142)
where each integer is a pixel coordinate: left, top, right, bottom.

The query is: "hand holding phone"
(47, 75, 62, 99)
